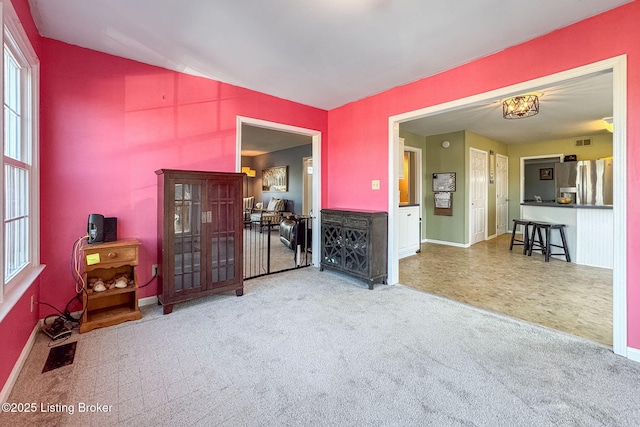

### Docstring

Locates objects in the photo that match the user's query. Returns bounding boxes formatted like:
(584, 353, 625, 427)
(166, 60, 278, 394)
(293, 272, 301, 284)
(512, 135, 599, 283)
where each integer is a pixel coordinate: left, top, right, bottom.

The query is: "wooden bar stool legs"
(509, 219, 531, 255)
(528, 222, 571, 262)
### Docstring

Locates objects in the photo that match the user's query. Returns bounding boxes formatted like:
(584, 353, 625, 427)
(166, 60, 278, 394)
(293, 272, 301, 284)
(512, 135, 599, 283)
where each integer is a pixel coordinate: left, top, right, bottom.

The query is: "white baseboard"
(0, 322, 40, 403)
(627, 346, 640, 363)
(487, 233, 497, 240)
(425, 239, 470, 248)
(139, 295, 158, 307)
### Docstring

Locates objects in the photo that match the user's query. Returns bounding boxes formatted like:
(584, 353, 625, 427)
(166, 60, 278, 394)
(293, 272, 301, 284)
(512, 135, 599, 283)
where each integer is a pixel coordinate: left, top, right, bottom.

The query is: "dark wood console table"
(320, 209, 388, 289)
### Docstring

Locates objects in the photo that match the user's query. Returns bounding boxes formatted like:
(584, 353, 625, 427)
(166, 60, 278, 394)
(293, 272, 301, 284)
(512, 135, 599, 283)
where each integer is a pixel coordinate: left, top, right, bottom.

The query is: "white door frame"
(236, 116, 322, 266)
(495, 153, 509, 235)
(469, 147, 488, 245)
(388, 55, 627, 357)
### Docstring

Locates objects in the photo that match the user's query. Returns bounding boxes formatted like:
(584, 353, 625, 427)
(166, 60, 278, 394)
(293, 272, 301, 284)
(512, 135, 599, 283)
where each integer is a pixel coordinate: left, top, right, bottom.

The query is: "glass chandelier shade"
(502, 95, 539, 119)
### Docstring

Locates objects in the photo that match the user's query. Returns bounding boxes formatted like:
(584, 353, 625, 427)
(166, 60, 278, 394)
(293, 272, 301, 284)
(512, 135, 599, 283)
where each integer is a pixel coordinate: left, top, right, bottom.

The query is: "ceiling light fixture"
(502, 95, 539, 119)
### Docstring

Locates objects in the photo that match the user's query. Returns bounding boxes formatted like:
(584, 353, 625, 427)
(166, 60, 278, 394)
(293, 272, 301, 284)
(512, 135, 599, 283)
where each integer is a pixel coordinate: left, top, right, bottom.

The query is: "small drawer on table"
(344, 217, 369, 229)
(83, 244, 139, 269)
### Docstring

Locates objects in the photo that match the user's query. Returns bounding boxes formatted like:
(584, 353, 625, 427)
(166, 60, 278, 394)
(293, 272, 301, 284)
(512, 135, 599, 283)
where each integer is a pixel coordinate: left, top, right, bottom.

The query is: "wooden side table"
(80, 238, 142, 333)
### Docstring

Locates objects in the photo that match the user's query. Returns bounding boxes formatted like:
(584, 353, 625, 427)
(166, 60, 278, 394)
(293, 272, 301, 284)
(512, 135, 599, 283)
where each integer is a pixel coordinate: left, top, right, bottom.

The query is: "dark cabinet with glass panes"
(156, 169, 244, 314)
(320, 209, 388, 290)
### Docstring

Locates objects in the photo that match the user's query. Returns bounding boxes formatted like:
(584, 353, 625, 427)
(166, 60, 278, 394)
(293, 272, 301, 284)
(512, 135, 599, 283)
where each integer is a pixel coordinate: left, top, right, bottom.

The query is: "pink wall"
(3, 0, 640, 395)
(0, 280, 40, 395)
(38, 39, 327, 312)
(1, 0, 328, 392)
(327, 2, 640, 348)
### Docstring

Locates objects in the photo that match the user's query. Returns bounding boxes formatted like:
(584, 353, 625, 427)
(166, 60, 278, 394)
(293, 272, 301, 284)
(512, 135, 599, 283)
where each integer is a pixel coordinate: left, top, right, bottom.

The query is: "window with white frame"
(1, 0, 40, 306)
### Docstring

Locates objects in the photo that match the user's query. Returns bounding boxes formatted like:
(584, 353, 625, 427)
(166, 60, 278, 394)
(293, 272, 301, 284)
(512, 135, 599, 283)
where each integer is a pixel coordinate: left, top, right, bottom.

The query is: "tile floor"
(399, 233, 613, 346)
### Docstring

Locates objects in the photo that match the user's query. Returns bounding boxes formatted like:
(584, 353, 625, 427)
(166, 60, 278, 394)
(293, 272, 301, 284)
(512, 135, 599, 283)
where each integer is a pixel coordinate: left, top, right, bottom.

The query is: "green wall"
(399, 129, 611, 246)
(424, 131, 466, 244)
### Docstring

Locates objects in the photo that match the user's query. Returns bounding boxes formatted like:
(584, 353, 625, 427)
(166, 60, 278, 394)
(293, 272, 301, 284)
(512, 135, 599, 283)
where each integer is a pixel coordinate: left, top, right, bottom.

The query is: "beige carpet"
(3, 268, 639, 426)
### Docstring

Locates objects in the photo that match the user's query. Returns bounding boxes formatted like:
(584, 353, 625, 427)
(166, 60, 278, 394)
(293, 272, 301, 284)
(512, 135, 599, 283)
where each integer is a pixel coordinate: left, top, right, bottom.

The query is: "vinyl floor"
(399, 233, 613, 346)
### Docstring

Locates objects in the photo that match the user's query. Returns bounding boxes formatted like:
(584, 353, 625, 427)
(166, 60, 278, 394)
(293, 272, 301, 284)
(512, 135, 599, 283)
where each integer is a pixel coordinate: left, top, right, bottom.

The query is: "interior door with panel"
(495, 154, 509, 235)
(470, 148, 487, 245)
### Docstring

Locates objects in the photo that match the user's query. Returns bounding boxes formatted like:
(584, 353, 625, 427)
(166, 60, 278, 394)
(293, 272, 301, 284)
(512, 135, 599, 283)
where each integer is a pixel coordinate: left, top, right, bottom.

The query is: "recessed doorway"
(388, 56, 627, 356)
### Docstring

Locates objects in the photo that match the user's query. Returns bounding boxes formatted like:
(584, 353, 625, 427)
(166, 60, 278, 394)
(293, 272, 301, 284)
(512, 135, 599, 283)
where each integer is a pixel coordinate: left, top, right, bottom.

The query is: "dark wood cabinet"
(156, 169, 244, 314)
(320, 209, 388, 289)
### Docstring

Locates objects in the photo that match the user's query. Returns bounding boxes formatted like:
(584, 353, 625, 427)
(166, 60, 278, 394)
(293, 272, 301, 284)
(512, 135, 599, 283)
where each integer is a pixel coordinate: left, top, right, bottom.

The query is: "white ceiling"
(29, 0, 630, 111)
(401, 70, 614, 144)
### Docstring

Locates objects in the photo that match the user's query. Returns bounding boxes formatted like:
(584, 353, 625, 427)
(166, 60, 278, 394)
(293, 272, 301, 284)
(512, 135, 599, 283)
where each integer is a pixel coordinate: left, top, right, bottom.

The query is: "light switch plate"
(372, 179, 380, 190)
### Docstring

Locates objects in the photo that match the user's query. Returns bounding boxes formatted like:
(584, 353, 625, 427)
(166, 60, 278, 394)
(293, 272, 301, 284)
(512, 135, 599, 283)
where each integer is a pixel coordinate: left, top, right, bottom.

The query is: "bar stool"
(528, 222, 571, 262)
(509, 219, 532, 255)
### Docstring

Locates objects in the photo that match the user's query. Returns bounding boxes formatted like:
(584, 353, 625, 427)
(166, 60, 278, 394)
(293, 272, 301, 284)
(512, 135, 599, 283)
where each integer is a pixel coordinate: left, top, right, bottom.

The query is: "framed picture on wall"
(540, 168, 554, 180)
(262, 166, 288, 192)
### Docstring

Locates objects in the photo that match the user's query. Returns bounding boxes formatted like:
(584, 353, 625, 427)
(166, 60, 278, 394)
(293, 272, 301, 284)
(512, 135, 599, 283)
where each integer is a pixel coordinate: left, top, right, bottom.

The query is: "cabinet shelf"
(87, 285, 136, 300)
(80, 239, 142, 333)
(83, 304, 142, 332)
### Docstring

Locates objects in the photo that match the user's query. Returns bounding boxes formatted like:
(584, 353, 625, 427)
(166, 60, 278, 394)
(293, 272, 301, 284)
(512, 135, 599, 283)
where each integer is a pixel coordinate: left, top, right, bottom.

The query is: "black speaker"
(87, 214, 104, 244)
(104, 217, 117, 242)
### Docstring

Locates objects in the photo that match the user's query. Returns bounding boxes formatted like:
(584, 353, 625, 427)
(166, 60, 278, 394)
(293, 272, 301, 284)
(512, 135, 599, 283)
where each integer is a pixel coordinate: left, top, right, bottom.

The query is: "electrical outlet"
(371, 179, 380, 190)
(152, 264, 159, 276)
(30, 295, 34, 313)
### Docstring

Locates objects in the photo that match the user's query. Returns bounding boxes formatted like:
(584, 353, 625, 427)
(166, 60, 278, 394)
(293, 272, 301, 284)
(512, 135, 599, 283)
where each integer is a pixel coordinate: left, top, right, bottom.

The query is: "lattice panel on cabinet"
(344, 228, 368, 274)
(322, 225, 342, 266)
(320, 209, 387, 290)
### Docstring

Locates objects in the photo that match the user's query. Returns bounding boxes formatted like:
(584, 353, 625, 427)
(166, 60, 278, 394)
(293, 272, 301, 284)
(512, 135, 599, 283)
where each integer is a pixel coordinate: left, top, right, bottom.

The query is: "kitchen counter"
(521, 202, 612, 209)
(520, 204, 612, 269)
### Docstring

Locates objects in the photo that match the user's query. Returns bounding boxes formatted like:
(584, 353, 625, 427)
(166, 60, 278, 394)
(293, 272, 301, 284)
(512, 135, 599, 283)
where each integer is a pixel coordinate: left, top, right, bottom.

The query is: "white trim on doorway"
(388, 55, 628, 358)
(236, 116, 322, 266)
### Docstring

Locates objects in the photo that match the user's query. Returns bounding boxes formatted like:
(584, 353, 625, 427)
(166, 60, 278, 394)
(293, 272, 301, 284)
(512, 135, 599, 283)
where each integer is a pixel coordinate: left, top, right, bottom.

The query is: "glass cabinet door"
(207, 178, 239, 286)
(172, 181, 203, 294)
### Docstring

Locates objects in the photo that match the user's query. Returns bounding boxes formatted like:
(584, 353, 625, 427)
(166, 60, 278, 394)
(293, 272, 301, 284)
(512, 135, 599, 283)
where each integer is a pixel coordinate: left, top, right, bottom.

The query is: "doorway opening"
(388, 56, 627, 356)
(236, 117, 321, 279)
(398, 145, 423, 258)
(520, 155, 562, 205)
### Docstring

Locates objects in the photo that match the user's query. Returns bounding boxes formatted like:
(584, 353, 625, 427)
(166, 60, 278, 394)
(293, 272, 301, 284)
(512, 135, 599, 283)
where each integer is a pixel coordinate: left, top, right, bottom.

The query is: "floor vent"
(575, 138, 592, 147)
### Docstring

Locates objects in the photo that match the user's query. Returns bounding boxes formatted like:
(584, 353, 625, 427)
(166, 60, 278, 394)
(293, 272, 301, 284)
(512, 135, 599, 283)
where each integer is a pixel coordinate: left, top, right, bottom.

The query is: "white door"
(470, 148, 487, 245)
(496, 154, 509, 235)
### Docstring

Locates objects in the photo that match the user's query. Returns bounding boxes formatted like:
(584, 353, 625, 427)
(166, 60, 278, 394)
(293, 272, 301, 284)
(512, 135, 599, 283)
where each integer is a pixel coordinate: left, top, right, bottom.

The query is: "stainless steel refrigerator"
(555, 159, 613, 205)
